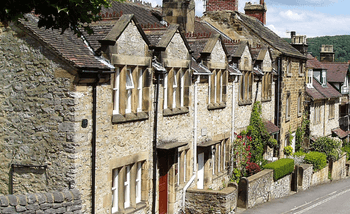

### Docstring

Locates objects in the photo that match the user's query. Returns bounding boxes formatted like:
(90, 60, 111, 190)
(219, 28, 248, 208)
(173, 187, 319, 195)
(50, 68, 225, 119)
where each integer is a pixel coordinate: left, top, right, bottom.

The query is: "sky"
(144, 0, 350, 38)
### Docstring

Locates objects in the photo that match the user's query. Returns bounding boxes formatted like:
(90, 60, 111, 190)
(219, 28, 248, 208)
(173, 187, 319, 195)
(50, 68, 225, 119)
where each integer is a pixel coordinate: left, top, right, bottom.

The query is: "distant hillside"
(283, 35, 350, 62)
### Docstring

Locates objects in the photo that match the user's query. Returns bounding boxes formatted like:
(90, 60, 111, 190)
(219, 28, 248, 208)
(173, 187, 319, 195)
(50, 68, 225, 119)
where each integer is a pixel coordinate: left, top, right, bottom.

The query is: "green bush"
(293, 150, 306, 157)
(284, 146, 293, 156)
(304, 152, 327, 171)
(311, 137, 341, 161)
(341, 146, 350, 160)
(264, 158, 295, 181)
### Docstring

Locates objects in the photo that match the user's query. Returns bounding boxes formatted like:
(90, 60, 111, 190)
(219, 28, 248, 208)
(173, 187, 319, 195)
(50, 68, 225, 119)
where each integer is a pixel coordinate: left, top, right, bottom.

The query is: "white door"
(197, 153, 204, 189)
(291, 132, 296, 153)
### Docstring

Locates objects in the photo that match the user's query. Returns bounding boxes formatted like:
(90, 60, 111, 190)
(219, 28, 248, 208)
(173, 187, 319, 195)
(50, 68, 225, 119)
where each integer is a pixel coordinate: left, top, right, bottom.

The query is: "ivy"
(295, 112, 309, 152)
(246, 102, 270, 166)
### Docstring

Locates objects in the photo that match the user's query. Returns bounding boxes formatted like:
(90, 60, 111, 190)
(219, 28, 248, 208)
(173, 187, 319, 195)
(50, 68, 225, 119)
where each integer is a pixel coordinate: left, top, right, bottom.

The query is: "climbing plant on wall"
(246, 101, 270, 166)
(295, 112, 309, 152)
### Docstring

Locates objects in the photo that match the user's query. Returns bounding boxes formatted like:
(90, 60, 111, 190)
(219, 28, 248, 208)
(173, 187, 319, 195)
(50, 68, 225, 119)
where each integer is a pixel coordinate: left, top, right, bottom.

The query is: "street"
(238, 177, 350, 214)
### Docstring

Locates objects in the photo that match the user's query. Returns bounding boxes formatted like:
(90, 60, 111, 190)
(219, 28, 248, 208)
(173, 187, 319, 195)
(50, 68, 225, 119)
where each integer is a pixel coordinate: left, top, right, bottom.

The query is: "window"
(329, 101, 335, 119)
(299, 61, 304, 75)
(112, 162, 145, 213)
(262, 72, 272, 100)
(212, 141, 227, 176)
(297, 92, 302, 116)
(286, 92, 291, 121)
(209, 70, 227, 105)
(164, 68, 190, 111)
(212, 145, 215, 175)
(113, 66, 150, 120)
(307, 69, 313, 88)
(239, 71, 253, 103)
(177, 150, 189, 185)
(314, 102, 321, 124)
(321, 71, 326, 86)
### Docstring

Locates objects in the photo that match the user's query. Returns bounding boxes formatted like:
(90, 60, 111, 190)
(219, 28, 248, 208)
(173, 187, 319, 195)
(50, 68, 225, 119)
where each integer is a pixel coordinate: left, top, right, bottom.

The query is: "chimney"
(290, 32, 308, 56)
(205, 0, 239, 12)
(162, 0, 195, 33)
(244, 1, 267, 25)
(320, 45, 335, 62)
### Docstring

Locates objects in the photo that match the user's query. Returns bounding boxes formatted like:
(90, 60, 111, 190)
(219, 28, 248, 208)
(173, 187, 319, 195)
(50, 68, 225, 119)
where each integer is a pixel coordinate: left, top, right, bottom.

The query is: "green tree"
(0, 0, 117, 34)
(246, 102, 270, 166)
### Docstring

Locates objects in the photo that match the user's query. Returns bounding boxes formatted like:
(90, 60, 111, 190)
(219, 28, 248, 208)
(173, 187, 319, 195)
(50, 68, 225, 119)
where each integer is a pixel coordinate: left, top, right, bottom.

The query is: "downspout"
(324, 99, 327, 136)
(182, 74, 199, 209)
(276, 57, 282, 157)
(152, 69, 160, 214)
(91, 74, 100, 214)
(231, 76, 236, 143)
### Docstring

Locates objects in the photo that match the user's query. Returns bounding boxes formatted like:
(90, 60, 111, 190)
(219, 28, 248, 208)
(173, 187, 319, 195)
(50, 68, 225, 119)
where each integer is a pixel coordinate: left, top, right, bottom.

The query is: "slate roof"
(235, 12, 305, 59)
(306, 78, 341, 100)
(20, 14, 112, 71)
(306, 53, 324, 69)
(100, 1, 163, 29)
(322, 62, 349, 83)
(332, 128, 349, 139)
(188, 40, 209, 59)
(264, 120, 280, 134)
(191, 58, 212, 75)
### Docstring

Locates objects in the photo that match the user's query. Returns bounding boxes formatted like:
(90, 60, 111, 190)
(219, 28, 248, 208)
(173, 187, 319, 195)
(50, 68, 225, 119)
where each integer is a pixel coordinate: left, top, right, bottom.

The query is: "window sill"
(238, 100, 253, 106)
(113, 201, 147, 214)
(287, 73, 292, 77)
(286, 116, 291, 122)
(261, 98, 272, 102)
(163, 107, 189, 117)
(207, 102, 226, 110)
(112, 112, 149, 124)
(298, 112, 302, 117)
(299, 73, 305, 77)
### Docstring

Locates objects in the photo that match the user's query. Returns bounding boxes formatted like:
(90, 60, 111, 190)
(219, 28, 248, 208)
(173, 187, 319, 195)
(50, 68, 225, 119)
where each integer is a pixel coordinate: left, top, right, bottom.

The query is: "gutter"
(182, 74, 199, 209)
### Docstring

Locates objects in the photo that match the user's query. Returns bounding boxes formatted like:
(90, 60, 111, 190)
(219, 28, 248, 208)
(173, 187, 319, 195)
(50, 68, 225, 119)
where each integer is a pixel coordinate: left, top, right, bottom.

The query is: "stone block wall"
(0, 189, 81, 214)
(246, 169, 273, 208)
(0, 24, 81, 195)
(270, 174, 291, 200)
(185, 185, 237, 214)
(331, 153, 347, 181)
(311, 165, 329, 186)
(298, 164, 313, 191)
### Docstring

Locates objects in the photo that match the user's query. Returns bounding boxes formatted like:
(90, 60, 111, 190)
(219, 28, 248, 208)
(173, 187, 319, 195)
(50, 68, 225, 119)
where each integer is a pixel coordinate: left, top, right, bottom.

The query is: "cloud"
(279, 10, 306, 21)
(267, 0, 338, 6)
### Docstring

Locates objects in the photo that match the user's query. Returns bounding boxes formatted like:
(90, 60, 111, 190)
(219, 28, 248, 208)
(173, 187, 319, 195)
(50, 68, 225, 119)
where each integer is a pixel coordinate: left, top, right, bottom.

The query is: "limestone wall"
(185, 186, 237, 214)
(270, 174, 291, 200)
(0, 24, 81, 196)
(298, 164, 313, 191)
(331, 153, 347, 181)
(246, 169, 273, 209)
(311, 166, 329, 187)
(0, 189, 81, 214)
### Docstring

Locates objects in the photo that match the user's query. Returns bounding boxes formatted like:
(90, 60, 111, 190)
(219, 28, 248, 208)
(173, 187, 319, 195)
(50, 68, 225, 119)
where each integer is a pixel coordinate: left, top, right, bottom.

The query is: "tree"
(0, 0, 116, 34)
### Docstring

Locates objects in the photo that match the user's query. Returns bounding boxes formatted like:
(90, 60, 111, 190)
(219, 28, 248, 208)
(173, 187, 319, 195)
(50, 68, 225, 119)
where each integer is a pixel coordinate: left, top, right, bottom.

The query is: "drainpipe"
(182, 75, 199, 209)
(152, 69, 160, 214)
(91, 74, 100, 214)
(231, 76, 237, 141)
(276, 57, 282, 157)
(324, 99, 327, 136)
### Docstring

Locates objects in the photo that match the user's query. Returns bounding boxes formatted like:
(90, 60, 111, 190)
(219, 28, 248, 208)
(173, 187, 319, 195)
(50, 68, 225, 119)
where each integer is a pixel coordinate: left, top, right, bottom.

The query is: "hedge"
(304, 151, 327, 171)
(264, 158, 294, 181)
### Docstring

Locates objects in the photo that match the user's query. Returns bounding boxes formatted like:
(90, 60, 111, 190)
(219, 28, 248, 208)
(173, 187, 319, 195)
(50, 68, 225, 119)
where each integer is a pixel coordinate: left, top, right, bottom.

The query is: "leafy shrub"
(264, 158, 295, 181)
(246, 162, 261, 176)
(342, 146, 350, 160)
(284, 146, 293, 156)
(311, 137, 341, 161)
(267, 137, 278, 148)
(304, 152, 327, 171)
(293, 150, 306, 157)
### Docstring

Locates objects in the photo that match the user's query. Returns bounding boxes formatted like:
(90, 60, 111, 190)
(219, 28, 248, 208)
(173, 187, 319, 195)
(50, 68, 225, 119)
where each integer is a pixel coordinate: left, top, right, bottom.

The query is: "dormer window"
(321, 70, 326, 86)
(307, 69, 313, 88)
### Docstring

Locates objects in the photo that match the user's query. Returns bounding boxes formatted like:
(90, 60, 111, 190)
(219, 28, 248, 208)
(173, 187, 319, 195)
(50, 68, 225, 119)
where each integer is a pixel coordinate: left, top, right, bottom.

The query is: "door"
(197, 152, 204, 189)
(159, 173, 168, 214)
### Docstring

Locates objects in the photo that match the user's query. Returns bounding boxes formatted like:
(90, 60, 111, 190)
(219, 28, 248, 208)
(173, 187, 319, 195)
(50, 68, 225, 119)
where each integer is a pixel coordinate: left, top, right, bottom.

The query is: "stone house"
(306, 53, 342, 141)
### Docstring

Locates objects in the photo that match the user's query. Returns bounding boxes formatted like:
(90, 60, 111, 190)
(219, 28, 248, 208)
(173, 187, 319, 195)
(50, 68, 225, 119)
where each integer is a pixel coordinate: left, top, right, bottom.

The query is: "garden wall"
(311, 165, 329, 186)
(270, 174, 291, 200)
(297, 164, 313, 191)
(185, 184, 237, 214)
(330, 153, 347, 181)
(0, 189, 81, 214)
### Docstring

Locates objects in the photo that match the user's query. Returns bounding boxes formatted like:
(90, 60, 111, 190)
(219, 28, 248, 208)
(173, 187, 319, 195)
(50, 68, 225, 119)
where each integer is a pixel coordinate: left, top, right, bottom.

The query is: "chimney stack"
(320, 45, 335, 62)
(205, 0, 238, 12)
(244, 1, 267, 25)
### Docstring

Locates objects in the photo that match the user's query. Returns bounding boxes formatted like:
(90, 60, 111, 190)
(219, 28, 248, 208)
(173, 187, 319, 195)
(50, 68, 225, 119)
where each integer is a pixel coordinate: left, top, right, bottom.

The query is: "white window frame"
(124, 165, 131, 208)
(177, 151, 180, 185)
(307, 69, 313, 88)
(220, 72, 223, 102)
(212, 146, 215, 175)
(218, 144, 221, 172)
(164, 73, 168, 109)
(137, 69, 143, 112)
(136, 162, 142, 203)
(223, 142, 226, 170)
(322, 71, 326, 86)
(126, 69, 134, 114)
(113, 68, 120, 115)
(180, 70, 184, 107)
(112, 168, 119, 213)
(173, 70, 177, 109)
(214, 71, 217, 103)
(184, 151, 186, 182)
(208, 75, 211, 104)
